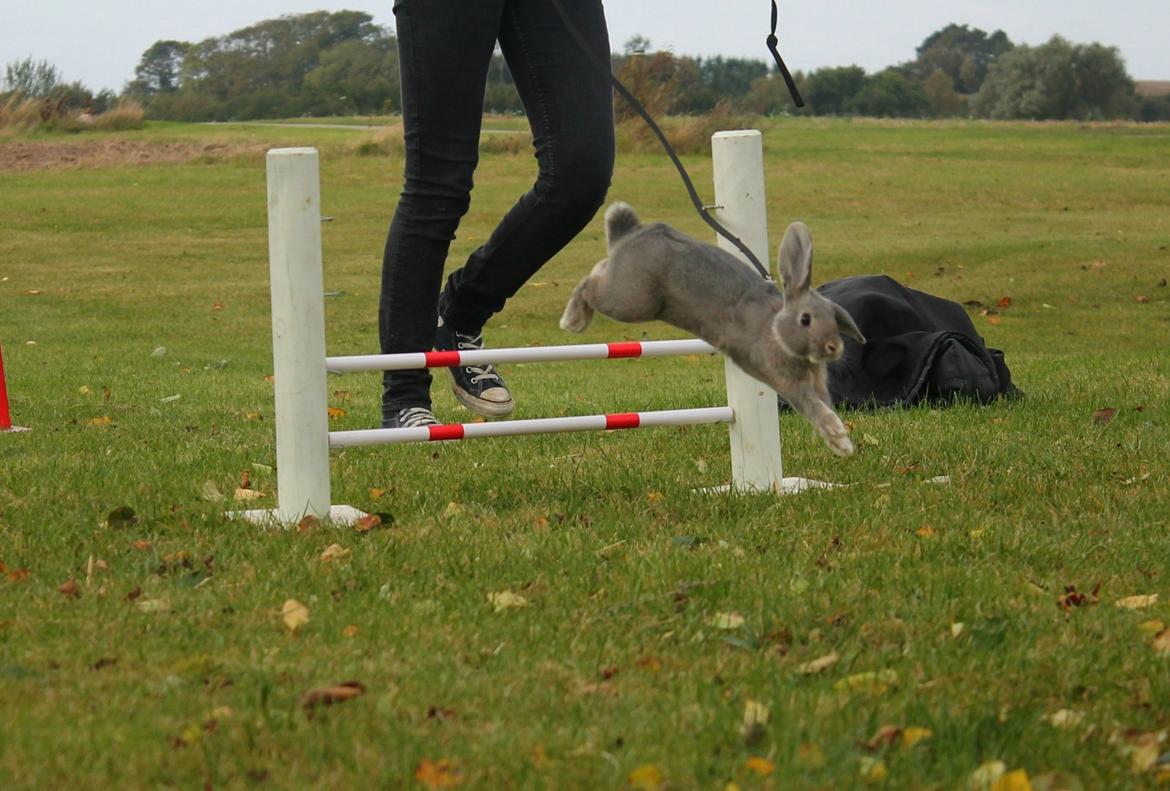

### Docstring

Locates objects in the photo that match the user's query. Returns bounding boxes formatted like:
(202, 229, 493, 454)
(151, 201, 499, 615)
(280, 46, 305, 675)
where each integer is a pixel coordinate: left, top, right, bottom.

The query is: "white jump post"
(239, 147, 361, 525)
(711, 131, 786, 493)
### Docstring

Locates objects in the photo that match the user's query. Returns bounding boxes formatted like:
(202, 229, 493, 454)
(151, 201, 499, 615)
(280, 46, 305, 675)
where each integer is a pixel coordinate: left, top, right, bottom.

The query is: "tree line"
(4, 11, 1169, 124)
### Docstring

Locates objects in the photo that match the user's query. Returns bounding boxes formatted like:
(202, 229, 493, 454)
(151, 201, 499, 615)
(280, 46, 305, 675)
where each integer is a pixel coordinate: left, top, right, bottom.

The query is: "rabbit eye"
(800, 313, 812, 327)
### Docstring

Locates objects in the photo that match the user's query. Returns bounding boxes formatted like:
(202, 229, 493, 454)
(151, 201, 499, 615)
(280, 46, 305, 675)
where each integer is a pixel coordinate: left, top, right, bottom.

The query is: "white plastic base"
(700, 477, 844, 495)
(229, 504, 368, 527)
(1, 426, 31, 433)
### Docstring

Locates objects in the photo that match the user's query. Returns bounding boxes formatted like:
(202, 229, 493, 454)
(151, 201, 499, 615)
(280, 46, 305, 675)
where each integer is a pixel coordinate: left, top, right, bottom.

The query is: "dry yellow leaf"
(709, 612, 745, 630)
(742, 700, 770, 730)
(86, 416, 113, 426)
(796, 651, 840, 675)
(281, 598, 310, 633)
(745, 757, 775, 776)
(647, 491, 665, 504)
(413, 759, 458, 789)
(969, 761, 1007, 789)
(234, 487, 264, 502)
(1115, 594, 1159, 610)
(342, 625, 359, 638)
(487, 591, 529, 612)
(627, 763, 664, 790)
(902, 727, 933, 749)
(369, 487, 387, 500)
(859, 757, 888, 783)
(1044, 709, 1085, 730)
(327, 407, 347, 420)
(319, 544, 351, 563)
(1138, 620, 1165, 635)
(990, 770, 1033, 791)
(835, 669, 898, 696)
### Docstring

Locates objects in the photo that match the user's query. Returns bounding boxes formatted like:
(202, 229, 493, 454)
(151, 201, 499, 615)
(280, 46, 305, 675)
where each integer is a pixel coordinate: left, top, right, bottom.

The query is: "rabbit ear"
(778, 221, 813, 298)
(834, 302, 866, 344)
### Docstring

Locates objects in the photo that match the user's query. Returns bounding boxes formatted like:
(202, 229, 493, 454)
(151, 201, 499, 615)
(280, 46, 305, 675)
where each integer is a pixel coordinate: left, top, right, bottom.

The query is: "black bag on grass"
(816, 275, 1019, 408)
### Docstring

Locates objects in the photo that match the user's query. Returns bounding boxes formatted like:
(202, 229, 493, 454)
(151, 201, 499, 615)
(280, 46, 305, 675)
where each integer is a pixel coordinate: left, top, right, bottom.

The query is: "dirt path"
(0, 139, 259, 172)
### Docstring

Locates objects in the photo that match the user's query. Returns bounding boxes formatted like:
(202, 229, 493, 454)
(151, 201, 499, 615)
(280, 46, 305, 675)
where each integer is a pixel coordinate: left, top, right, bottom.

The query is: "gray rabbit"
(560, 202, 865, 456)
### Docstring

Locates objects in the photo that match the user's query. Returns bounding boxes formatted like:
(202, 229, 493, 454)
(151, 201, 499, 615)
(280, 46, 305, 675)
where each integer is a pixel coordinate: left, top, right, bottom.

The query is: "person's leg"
(436, 0, 615, 336)
(378, 0, 504, 424)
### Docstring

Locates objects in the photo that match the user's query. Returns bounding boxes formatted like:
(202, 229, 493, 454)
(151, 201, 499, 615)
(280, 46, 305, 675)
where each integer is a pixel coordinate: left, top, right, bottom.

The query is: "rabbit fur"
(559, 202, 865, 457)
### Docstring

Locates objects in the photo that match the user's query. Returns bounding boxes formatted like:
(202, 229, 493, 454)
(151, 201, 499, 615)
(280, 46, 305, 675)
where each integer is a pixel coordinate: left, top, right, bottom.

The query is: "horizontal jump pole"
(329, 406, 734, 449)
(326, 339, 717, 374)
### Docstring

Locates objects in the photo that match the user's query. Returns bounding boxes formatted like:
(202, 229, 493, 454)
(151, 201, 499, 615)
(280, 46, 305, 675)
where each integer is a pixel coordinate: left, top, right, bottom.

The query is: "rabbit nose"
(825, 341, 840, 356)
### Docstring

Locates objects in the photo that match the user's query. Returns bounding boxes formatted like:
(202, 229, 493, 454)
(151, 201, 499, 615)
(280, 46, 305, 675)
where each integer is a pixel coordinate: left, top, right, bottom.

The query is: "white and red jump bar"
(329, 406, 734, 448)
(326, 338, 717, 374)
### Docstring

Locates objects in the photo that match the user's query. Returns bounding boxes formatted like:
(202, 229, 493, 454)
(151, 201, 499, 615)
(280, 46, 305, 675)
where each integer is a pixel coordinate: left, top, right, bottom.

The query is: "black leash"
(550, 0, 805, 281)
(768, 0, 805, 108)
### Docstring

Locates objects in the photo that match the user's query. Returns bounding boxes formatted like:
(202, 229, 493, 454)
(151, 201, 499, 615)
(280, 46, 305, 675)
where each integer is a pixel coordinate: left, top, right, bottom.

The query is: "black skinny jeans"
(379, 0, 616, 417)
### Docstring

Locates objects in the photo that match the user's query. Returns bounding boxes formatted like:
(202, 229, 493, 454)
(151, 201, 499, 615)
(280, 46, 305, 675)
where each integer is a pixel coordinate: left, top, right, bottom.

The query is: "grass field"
(1, 116, 1168, 789)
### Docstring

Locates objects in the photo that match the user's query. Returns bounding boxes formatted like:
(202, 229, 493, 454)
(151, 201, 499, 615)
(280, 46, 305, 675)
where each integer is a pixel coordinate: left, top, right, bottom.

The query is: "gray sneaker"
(383, 406, 441, 429)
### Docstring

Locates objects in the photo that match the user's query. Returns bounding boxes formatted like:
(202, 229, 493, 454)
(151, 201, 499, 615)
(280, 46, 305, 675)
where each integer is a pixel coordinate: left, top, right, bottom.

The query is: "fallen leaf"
(646, 491, 665, 504)
(234, 488, 264, 502)
(635, 655, 662, 672)
(1115, 594, 1159, 610)
(354, 514, 382, 534)
(997, 296, 1013, 308)
(902, 727, 933, 749)
(131, 540, 152, 551)
(742, 700, 770, 730)
(862, 724, 902, 752)
(709, 612, 745, 630)
(835, 669, 898, 696)
(327, 407, 347, 420)
(1136, 295, 1151, 304)
(58, 578, 81, 599)
(244, 411, 263, 421)
(442, 502, 465, 519)
(342, 625, 359, 638)
(1058, 583, 1100, 611)
(320, 544, 351, 563)
(951, 622, 966, 638)
(796, 651, 840, 675)
(302, 681, 366, 712)
(1045, 709, 1085, 730)
(136, 598, 172, 613)
(859, 757, 888, 783)
(86, 416, 113, 426)
(917, 526, 936, 538)
(297, 515, 321, 534)
(745, 756, 774, 776)
(1092, 408, 1118, 425)
(487, 591, 529, 612)
(125, 586, 143, 601)
(991, 769, 1033, 791)
(1153, 628, 1170, 657)
(281, 599, 310, 633)
(201, 481, 225, 502)
(6, 568, 30, 583)
(627, 764, 664, 790)
(796, 742, 826, 770)
(369, 487, 387, 500)
(970, 761, 1007, 789)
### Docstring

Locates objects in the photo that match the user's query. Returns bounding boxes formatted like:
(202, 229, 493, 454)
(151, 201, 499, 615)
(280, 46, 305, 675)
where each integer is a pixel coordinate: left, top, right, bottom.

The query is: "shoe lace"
(456, 333, 502, 385)
(397, 407, 439, 428)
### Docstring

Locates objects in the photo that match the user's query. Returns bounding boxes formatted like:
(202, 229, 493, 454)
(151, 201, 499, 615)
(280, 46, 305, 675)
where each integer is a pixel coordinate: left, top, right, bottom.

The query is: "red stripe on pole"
(429, 424, 465, 441)
(0, 345, 11, 430)
(606, 342, 643, 359)
(424, 350, 462, 368)
(605, 412, 641, 430)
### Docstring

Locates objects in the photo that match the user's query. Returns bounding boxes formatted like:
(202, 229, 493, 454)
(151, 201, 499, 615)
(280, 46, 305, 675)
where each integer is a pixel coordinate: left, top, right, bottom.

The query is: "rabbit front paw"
(818, 413, 854, 457)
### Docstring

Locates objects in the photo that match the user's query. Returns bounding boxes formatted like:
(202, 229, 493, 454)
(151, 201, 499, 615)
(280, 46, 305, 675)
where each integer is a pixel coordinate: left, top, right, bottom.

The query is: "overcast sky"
(4, 1, 1168, 94)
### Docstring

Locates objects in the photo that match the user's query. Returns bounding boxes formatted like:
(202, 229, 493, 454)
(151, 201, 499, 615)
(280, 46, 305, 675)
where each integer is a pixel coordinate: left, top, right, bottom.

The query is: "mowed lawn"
(0, 117, 1168, 789)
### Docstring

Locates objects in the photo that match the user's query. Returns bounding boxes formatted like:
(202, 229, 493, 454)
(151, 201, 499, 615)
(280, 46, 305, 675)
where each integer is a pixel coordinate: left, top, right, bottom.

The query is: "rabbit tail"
(604, 202, 640, 252)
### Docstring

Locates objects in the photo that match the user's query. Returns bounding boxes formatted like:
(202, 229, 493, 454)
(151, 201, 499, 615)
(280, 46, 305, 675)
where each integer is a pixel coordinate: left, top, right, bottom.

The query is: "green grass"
(1, 117, 1168, 789)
